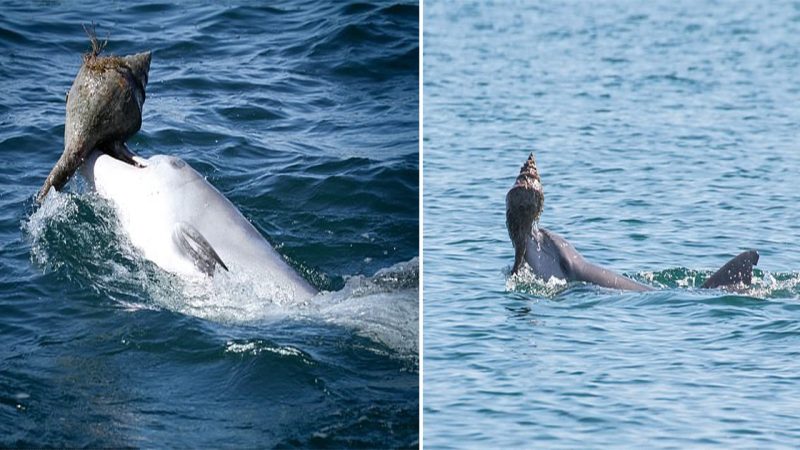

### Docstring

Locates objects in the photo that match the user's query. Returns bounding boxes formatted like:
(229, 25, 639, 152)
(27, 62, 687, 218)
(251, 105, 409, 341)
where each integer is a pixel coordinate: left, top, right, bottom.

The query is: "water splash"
(22, 189, 418, 358)
(532, 221, 542, 252)
(306, 258, 419, 359)
(224, 339, 314, 365)
(506, 264, 568, 297)
(507, 265, 800, 300)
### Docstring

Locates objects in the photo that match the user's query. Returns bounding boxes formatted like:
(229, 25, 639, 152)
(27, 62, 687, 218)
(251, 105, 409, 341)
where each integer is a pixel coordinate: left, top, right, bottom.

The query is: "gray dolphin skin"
(506, 153, 759, 291)
(36, 30, 150, 203)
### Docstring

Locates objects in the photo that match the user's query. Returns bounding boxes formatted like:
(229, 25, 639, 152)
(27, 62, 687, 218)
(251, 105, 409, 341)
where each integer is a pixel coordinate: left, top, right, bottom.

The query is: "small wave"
(24, 188, 144, 284)
(302, 3, 419, 80)
(747, 270, 800, 299)
(507, 265, 800, 300)
(224, 339, 314, 365)
(305, 258, 419, 360)
(641, 267, 800, 299)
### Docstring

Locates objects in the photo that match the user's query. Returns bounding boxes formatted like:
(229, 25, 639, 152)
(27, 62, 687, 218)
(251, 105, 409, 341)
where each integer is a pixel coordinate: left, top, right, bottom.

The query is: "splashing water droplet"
(533, 221, 542, 251)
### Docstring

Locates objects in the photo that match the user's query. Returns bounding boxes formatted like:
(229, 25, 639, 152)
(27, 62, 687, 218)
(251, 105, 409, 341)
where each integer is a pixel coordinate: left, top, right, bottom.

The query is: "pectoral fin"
(172, 222, 229, 276)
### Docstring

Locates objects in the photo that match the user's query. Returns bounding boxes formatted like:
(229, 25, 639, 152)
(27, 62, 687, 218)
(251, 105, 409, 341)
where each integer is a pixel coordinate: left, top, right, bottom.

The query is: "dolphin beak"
(101, 141, 144, 168)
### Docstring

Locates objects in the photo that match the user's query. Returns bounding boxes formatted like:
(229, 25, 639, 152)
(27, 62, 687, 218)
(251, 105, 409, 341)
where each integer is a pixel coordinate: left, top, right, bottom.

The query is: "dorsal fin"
(702, 250, 759, 289)
(172, 222, 229, 276)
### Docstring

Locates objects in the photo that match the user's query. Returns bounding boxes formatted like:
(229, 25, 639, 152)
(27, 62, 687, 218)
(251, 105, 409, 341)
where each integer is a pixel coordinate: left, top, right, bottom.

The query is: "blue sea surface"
(0, 1, 418, 448)
(424, 1, 800, 448)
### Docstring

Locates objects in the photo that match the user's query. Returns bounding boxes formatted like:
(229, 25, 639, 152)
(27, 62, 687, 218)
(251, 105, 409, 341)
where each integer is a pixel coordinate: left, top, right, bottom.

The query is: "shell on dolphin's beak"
(506, 153, 545, 273)
(36, 49, 152, 204)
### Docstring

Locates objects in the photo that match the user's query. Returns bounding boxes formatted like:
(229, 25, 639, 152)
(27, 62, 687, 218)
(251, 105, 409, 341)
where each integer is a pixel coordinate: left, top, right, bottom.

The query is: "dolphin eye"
(169, 157, 185, 169)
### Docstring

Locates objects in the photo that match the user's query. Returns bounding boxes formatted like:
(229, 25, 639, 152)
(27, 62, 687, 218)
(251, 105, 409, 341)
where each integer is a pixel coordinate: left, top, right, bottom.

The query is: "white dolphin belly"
(81, 151, 318, 301)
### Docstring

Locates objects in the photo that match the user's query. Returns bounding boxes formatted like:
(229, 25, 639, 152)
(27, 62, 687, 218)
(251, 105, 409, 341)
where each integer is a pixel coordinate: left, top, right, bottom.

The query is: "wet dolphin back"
(527, 228, 652, 291)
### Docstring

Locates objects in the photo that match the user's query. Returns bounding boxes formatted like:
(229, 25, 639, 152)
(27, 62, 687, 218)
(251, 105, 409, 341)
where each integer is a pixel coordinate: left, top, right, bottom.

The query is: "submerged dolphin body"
(506, 154, 759, 291)
(82, 151, 319, 301)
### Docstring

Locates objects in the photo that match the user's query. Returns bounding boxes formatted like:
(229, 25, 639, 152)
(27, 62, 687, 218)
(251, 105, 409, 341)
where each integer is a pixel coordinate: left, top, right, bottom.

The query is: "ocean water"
(0, 1, 418, 448)
(424, 1, 800, 448)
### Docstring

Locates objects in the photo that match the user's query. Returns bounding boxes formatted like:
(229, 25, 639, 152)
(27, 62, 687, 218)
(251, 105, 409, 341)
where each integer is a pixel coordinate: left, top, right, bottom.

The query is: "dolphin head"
(506, 153, 545, 273)
(36, 48, 152, 203)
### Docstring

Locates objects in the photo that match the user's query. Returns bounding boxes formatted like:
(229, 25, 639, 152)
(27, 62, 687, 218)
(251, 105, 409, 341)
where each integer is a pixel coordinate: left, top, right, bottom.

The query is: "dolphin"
(37, 31, 150, 203)
(81, 150, 318, 300)
(506, 153, 759, 291)
(39, 36, 317, 301)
